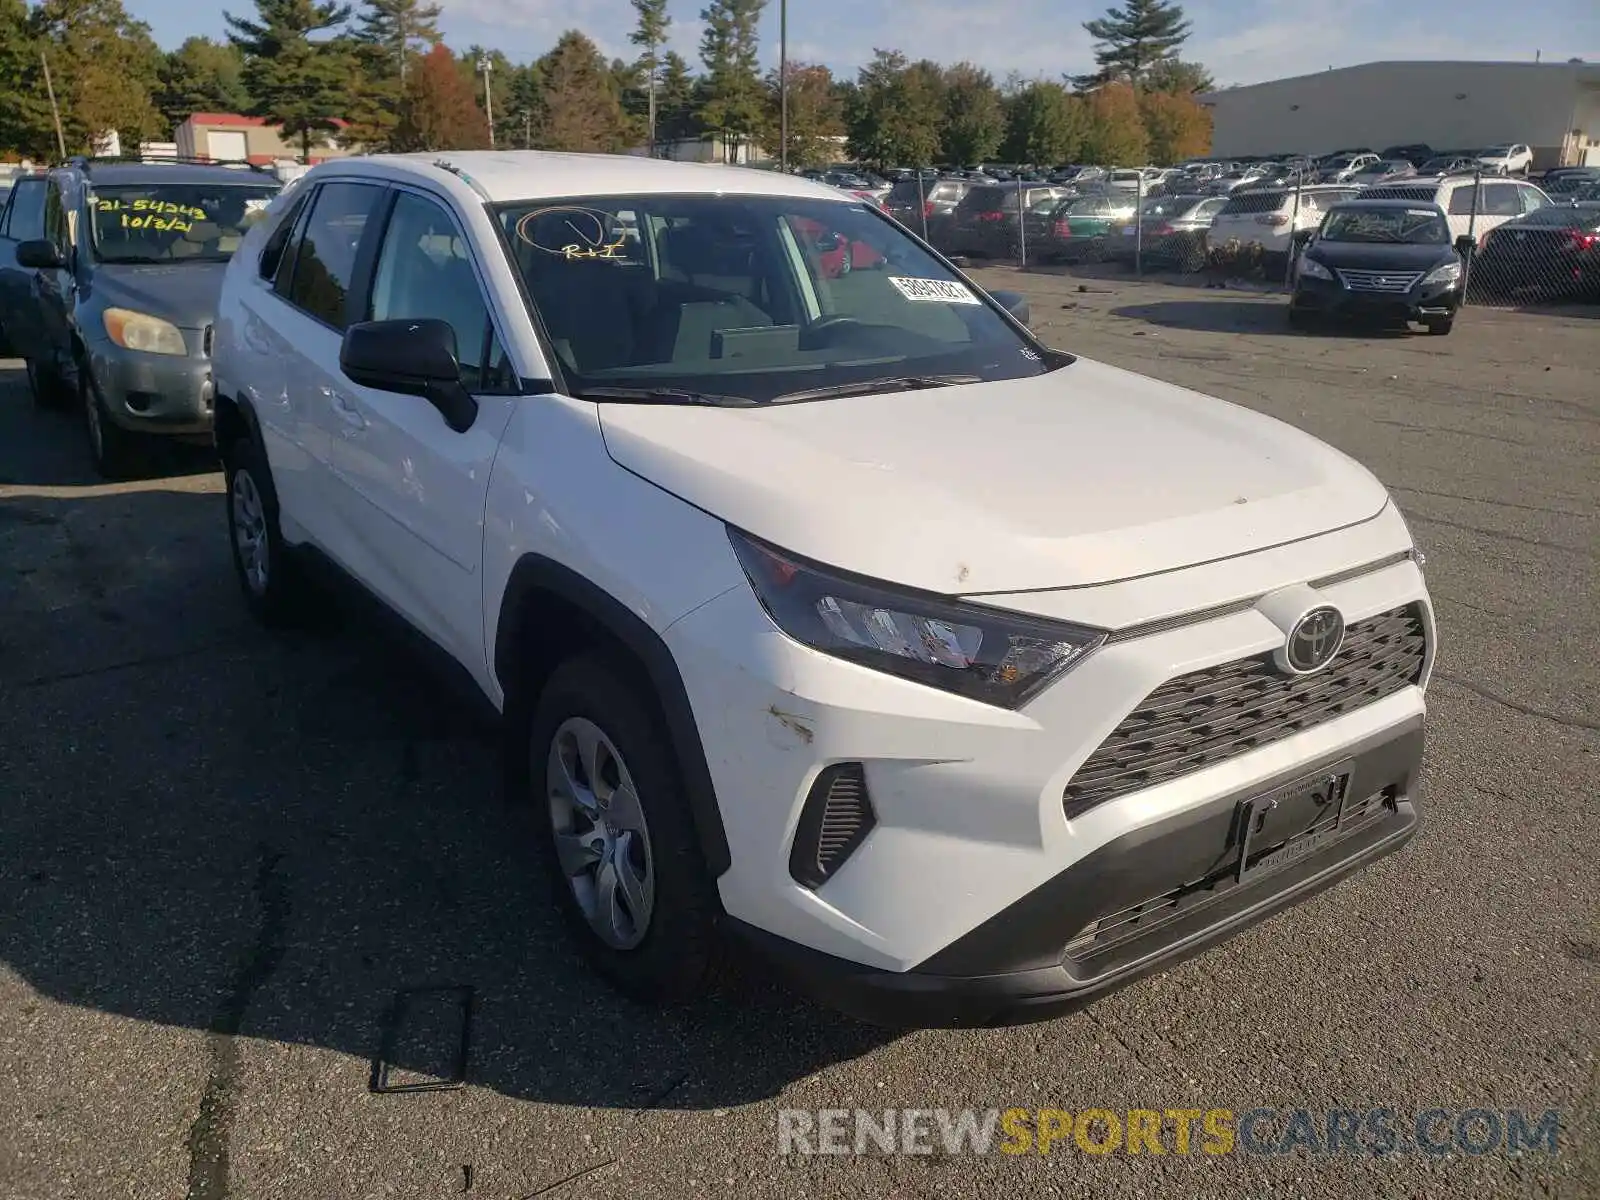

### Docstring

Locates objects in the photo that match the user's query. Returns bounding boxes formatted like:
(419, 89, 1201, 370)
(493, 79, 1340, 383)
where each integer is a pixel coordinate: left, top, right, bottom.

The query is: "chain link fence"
(895, 166, 1598, 312)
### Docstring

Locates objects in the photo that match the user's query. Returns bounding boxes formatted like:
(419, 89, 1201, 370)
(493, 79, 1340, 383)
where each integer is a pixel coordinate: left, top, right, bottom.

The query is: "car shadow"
(0, 363, 216, 487)
(1110, 298, 1417, 338)
(1, 384, 896, 1114)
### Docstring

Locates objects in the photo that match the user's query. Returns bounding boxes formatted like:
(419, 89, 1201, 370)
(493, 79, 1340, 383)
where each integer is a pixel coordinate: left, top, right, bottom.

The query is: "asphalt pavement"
(1, 276, 1596, 1199)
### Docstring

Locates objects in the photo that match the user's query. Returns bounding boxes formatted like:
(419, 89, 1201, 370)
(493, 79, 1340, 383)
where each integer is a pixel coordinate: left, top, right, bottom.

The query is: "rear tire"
(224, 434, 308, 626)
(528, 654, 721, 1006)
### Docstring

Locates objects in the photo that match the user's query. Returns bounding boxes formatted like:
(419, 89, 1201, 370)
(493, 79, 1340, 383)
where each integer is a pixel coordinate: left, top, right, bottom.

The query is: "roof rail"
(56, 153, 277, 174)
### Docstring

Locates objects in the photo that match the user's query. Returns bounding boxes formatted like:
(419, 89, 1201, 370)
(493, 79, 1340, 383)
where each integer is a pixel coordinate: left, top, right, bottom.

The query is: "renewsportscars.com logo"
(776, 1107, 1563, 1158)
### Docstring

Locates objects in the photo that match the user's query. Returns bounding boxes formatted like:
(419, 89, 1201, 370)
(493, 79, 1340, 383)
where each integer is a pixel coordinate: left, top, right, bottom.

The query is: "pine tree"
(629, 0, 670, 154)
(225, 0, 353, 162)
(655, 50, 696, 142)
(533, 30, 630, 153)
(352, 0, 440, 84)
(697, 0, 765, 162)
(1083, 0, 1191, 84)
(156, 38, 250, 134)
(391, 43, 487, 150)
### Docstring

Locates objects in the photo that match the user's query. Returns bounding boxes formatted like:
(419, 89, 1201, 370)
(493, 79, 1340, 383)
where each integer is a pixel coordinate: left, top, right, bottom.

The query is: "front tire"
(529, 654, 721, 1006)
(224, 434, 307, 626)
(81, 365, 143, 479)
(1425, 316, 1454, 336)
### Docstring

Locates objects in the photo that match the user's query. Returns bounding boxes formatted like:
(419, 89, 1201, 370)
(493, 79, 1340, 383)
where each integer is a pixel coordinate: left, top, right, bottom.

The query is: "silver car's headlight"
(103, 307, 188, 356)
(729, 529, 1105, 708)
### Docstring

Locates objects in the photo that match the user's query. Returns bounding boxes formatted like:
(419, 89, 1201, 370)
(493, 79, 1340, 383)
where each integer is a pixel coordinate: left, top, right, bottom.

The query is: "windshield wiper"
(568, 385, 762, 407)
(771, 373, 982, 404)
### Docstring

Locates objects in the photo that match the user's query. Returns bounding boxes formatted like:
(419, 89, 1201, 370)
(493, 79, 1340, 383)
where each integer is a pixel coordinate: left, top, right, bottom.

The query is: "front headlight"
(1422, 260, 1462, 285)
(728, 529, 1105, 708)
(1299, 256, 1334, 281)
(103, 307, 188, 356)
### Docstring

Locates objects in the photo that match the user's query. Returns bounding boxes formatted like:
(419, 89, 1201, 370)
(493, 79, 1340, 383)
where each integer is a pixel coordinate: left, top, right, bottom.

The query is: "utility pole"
(479, 55, 495, 147)
(647, 43, 658, 158)
(779, 0, 788, 172)
(40, 50, 67, 160)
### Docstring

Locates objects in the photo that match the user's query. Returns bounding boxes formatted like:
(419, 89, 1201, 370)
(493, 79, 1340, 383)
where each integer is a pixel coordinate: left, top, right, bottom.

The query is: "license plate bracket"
(1235, 765, 1352, 885)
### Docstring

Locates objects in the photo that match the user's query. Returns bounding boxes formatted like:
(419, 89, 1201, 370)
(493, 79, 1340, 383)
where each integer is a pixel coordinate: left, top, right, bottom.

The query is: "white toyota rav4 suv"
(212, 152, 1435, 1027)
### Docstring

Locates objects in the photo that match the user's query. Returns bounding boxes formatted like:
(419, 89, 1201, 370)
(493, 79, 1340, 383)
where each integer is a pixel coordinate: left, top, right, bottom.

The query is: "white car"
(1475, 144, 1533, 176)
(1208, 184, 1361, 257)
(1361, 174, 1551, 245)
(212, 152, 1435, 1026)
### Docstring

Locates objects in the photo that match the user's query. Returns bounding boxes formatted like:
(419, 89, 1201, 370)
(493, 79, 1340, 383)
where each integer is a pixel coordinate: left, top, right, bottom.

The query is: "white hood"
(598, 359, 1391, 595)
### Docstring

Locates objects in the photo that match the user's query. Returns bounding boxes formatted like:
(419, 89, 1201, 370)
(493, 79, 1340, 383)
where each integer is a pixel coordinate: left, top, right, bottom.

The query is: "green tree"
(845, 50, 941, 171)
(629, 0, 670, 153)
(1079, 80, 1149, 163)
(761, 62, 842, 170)
(1142, 57, 1213, 94)
(156, 38, 249, 135)
(1139, 87, 1210, 162)
(1082, 0, 1191, 85)
(1000, 81, 1084, 164)
(30, 0, 165, 152)
(502, 63, 541, 148)
(532, 30, 630, 153)
(352, 0, 440, 83)
(391, 42, 487, 150)
(655, 50, 697, 142)
(225, 0, 353, 161)
(0, 0, 54, 157)
(697, 0, 765, 161)
(940, 63, 1003, 165)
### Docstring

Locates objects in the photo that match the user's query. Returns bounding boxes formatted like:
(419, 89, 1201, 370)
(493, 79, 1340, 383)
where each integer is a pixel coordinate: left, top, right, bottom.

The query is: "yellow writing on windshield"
(560, 236, 627, 260)
(96, 199, 209, 222)
(118, 215, 194, 233)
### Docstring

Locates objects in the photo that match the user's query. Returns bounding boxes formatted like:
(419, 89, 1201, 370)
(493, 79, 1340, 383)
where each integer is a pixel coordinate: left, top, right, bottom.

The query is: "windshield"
(89, 182, 280, 263)
(494, 194, 1051, 405)
(1321, 207, 1449, 244)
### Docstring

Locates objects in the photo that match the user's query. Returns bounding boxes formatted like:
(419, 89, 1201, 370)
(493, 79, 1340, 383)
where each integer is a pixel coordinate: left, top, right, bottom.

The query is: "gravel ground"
(1, 276, 1595, 1199)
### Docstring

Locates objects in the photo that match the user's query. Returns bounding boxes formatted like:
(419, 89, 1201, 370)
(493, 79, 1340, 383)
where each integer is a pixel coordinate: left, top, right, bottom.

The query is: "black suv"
(0, 159, 281, 476)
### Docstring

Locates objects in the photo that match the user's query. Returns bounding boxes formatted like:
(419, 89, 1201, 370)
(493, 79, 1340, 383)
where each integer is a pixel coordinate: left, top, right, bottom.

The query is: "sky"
(125, 0, 1600, 88)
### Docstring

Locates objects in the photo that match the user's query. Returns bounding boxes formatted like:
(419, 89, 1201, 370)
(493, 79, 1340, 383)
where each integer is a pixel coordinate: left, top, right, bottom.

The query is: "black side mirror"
(1454, 234, 1476, 256)
(340, 318, 478, 433)
(988, 289, 1030, 324)
(17, 239, 65, 270)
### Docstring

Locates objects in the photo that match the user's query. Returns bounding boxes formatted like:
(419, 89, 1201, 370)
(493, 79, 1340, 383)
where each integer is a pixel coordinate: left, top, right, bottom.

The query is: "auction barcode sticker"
(887, 276, 982, 305)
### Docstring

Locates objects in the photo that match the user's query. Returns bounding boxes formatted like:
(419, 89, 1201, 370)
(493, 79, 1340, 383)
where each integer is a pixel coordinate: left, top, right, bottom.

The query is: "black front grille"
(1063, 604, 1427, 818)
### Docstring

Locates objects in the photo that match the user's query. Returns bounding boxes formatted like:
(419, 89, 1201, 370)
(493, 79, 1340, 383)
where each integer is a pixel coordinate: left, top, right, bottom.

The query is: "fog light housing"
(789, 762, 875, 889)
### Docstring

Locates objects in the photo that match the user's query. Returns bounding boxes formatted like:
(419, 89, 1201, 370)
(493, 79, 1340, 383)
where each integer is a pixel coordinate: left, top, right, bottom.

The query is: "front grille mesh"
(1063, 605, 1427, 818)
(1335, 268, 1424, 293)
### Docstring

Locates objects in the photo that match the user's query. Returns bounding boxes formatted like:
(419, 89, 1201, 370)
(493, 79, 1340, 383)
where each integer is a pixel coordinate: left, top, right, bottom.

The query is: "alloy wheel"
(546, 716, 655, 950)
(230, 467, 270, 595)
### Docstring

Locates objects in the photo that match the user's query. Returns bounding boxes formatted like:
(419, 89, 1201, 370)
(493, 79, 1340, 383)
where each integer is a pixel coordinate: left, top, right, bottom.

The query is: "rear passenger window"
(1481, 184, 1521, 216)
(259, 192, 308, 282)
(367, 191, 515, 393)
(283, 182, 385, 329)
(3, 179, 46, 240)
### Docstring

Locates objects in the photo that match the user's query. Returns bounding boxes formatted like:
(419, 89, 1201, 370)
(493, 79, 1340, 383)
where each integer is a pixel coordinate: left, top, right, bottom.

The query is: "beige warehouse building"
(1200, 60, 1600, 168)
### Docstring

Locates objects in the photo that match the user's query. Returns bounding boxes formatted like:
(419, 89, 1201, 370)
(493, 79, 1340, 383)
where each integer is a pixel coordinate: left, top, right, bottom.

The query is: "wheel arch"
(212, 388, 261, 458)
(494, 555, 732, 879)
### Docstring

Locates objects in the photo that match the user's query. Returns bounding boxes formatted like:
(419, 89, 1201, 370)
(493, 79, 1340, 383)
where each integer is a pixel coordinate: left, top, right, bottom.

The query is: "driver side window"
(367, 191, 516, 394)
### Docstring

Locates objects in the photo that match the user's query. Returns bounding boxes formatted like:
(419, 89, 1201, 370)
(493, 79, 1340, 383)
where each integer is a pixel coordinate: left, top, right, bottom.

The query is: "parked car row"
(0, 156, 283, 475)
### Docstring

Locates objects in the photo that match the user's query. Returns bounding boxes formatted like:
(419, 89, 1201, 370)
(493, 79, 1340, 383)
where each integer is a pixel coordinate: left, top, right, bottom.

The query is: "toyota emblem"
(1277, 606, 1345, 675)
